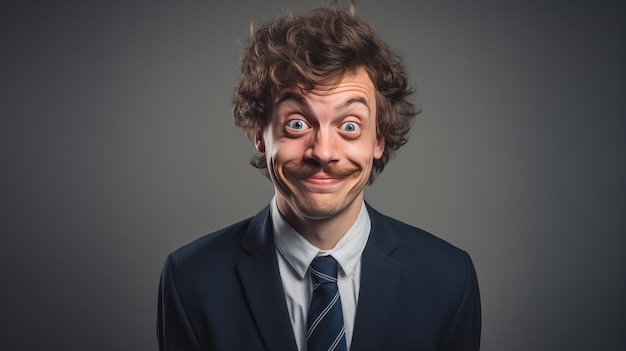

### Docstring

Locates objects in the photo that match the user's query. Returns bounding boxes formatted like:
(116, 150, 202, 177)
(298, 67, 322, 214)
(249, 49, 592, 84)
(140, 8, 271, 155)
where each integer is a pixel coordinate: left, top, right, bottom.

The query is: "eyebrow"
(276, 91, 306, 106)
(341, 96, 370, 113)
(275, 91, 371, 113)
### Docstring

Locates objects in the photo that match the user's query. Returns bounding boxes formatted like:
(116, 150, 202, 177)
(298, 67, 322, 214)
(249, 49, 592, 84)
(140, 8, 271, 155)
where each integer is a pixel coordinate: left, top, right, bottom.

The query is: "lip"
(298, 173, 345, 191)
(304, 176, 342, 185)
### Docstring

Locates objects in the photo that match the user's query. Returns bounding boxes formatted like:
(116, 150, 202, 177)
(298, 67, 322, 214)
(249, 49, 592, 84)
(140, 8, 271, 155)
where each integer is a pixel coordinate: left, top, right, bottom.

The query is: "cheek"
(268, 140, 306, 165)
(342, 143, 376, 167)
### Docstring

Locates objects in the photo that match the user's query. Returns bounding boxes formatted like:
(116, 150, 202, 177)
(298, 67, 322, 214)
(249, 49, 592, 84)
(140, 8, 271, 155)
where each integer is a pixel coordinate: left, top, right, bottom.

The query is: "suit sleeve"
(441, 252, 482, 351)
(157, 254, 203, 351)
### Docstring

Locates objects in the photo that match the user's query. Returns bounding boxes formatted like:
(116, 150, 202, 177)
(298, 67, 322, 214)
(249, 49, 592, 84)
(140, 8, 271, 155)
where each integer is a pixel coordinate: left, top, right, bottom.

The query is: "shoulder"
(366, 205, 478, 306)
(163, 214, 257, 280)
(175, 217, 251, 257)
(367, 204, 474, 272)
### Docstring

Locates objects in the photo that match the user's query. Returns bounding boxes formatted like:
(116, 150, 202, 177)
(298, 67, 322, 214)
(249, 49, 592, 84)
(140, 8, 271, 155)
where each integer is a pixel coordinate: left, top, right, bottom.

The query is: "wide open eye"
(340, 121, 360, 132)
(286, 119, 310, 131)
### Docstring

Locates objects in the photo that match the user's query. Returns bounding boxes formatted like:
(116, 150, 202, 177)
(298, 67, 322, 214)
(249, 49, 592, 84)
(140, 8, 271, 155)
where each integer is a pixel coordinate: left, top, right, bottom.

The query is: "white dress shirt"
(271, 198, 371, 351)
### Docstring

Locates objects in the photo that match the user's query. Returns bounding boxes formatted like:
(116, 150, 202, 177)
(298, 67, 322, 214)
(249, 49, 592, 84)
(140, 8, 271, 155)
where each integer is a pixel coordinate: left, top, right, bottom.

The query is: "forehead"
(275, 67, 377, 106)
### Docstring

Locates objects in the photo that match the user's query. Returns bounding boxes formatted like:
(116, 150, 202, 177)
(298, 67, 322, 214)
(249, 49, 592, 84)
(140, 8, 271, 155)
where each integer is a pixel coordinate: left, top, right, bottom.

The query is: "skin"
(258, 67, 385, 250)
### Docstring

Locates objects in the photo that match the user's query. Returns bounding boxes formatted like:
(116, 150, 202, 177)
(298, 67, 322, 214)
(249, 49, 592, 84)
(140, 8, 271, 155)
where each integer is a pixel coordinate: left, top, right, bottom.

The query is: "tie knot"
(310, 256, 339, 284)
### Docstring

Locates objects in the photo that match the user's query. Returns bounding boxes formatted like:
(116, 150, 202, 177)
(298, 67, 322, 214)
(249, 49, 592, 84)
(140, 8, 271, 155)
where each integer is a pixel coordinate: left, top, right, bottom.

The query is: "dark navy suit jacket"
(157, 205, 481, 350)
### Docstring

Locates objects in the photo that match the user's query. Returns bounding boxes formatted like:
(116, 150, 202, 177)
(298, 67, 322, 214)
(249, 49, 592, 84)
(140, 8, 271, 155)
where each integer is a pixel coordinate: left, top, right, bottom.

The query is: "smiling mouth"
(304, 175, 343, 185)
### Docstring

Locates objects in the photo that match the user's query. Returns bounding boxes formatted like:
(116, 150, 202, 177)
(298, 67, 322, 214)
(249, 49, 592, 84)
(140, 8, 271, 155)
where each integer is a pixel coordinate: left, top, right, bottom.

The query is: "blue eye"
(341, 121, 359, 132)
(286, 119, 309, 130)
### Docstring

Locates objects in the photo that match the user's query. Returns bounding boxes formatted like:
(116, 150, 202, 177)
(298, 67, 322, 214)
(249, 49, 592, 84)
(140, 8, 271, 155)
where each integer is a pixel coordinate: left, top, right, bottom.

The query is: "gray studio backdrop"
(2, 0, 624, 350)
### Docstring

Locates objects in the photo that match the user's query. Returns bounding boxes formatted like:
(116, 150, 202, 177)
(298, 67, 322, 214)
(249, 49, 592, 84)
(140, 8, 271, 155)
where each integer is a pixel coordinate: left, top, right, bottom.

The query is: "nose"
(304, 129, 340, 165)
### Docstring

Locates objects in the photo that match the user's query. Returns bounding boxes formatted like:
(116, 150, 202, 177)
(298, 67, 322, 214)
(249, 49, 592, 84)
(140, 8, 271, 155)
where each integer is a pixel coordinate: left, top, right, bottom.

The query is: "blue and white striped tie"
(307, 256, 347, 351)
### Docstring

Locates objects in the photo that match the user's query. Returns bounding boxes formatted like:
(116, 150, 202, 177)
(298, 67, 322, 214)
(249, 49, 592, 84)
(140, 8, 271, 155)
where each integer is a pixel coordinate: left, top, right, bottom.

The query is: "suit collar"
(240, 205, 272, 254)
(350, 204, 404, 350)
(236, 206, 298, 351)
(364, 203, 399, 254)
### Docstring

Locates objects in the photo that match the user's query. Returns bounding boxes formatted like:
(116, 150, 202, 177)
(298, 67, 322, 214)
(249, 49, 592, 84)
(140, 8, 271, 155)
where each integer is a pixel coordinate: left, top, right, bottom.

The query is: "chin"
(292, 196, 352, 220)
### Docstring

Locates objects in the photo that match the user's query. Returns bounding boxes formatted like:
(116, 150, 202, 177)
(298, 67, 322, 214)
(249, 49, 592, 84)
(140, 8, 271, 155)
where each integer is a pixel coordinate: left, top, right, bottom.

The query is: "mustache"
(283, 161, 360, 179)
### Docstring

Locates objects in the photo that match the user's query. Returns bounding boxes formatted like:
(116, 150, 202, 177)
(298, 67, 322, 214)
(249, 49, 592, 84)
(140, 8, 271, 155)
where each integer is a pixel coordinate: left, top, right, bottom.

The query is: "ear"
(255, 135, 265, 153)
(374, 134, 385, 159)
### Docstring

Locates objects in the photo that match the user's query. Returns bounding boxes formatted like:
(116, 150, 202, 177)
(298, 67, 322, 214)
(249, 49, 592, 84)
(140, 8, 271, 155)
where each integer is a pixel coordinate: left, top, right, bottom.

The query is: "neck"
(276, 197, 363, 250)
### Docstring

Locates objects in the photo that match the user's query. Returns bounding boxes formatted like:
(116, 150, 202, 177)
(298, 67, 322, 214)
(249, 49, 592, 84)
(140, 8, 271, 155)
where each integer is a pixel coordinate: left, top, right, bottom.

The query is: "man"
(158, 3, 481, 350)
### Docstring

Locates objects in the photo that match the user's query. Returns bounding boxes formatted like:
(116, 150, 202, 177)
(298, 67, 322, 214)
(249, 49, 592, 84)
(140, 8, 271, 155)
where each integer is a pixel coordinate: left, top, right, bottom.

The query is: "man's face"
(260, 67, 385, 223)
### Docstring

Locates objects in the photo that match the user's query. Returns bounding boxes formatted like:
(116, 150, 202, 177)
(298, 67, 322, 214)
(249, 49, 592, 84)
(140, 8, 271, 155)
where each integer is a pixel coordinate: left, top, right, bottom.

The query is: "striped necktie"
(307, 256, 347, 351)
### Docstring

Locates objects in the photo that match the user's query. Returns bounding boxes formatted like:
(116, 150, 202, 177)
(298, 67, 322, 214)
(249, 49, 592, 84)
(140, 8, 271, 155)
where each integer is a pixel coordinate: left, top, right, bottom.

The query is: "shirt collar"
(271, 197, 371, 279)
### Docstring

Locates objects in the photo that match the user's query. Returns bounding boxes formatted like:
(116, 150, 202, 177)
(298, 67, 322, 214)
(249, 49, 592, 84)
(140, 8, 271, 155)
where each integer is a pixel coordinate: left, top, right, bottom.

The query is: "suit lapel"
(236, 207, 298, 351)
(350, 205, 403, 350)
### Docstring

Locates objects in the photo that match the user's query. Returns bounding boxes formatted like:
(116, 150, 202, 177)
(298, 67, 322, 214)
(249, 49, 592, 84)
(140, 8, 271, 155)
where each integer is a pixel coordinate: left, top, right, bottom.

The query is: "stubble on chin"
(290, 196, 346, 220)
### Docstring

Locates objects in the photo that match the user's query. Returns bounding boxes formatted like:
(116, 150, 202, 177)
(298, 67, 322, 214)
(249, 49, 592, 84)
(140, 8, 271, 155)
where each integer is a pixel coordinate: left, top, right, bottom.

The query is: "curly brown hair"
(231, 2, 418, 183)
